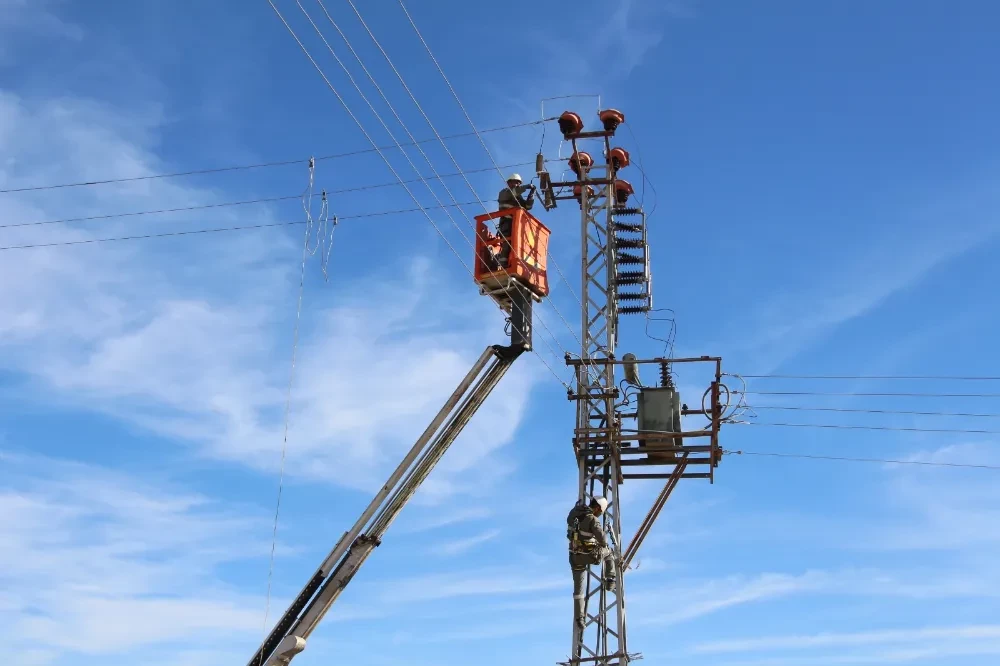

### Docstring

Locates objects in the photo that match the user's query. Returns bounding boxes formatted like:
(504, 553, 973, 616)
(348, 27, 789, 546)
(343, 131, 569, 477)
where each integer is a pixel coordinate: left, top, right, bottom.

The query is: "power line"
(396, 0, 593, 373)
(724, 449, 1000, 471)
(0, 163, 531, 230)
(342, 0, 585, 390)
(0, 122, 552, 195)
(740, 374, 1000, 381)
(734, 421, 1000, 435)
(0, 200, 486, 251)
(747, 405, 1000, 419)
(265, 0, 571, 395)
(290, 0, 570, 390)
(260, 192, 316, 659)
(740, 391, 1000, 398)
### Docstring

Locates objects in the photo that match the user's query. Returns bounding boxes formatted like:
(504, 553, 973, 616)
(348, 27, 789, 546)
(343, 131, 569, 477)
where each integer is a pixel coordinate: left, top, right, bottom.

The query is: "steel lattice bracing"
(543, 110, 724, 666)
(566, 134, 631, 666)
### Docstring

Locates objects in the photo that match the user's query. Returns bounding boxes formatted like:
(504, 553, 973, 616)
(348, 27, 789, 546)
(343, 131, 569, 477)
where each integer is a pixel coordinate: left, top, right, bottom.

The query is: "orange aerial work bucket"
(474, 208, 551, 301)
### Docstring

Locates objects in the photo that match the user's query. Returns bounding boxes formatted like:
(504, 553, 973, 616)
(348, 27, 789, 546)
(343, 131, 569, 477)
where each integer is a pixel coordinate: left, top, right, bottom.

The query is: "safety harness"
(567, 514, 599, 556)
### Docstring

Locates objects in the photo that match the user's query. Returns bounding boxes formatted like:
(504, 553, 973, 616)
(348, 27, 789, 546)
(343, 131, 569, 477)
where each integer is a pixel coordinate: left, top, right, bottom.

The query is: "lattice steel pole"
(568, 131, 629, 666)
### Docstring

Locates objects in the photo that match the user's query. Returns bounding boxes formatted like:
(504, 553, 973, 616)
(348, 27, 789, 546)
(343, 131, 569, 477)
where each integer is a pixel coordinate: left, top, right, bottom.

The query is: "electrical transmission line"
(733, 422, 1000, 435)
(264, 0, 576, 395)
(740, 374, 1000, 381)
(725, 449, 1000, 471)
(0, 163, 531, 230)
(289, 0, 576, 388)
(0, 121, 552, 195)
(739, 390, 1000, 398)
(394, 0, 596, 372)
(344, 0, 603, 392)
(745, 405, 1000, 419)
(0, 200, 486, 251)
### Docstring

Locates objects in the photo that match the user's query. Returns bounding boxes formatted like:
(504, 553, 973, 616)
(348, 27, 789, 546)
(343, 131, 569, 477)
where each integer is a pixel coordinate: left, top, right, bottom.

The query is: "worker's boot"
(572, 620, 584, 659)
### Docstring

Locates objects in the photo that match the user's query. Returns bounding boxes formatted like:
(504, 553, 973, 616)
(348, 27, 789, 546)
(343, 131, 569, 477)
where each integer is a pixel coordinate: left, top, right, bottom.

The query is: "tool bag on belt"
(567, 515, 602, 566)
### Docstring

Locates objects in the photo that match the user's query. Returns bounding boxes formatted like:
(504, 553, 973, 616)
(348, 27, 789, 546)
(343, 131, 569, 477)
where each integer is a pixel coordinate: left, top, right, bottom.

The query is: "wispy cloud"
(844, 443, 1000, 552)
(0, 454, 265, 661)
(398, 505, 493, 534)
(638, 571, 829, 625)
(374, 568, 565, 605)
(719, 178, 1000, 370)
(0, 87, 540, 500)
(429, 528, 501, 556)
(0, 0, 83, 64)
(634, 563, 1000, 627)
(694, 624, 1000, 654)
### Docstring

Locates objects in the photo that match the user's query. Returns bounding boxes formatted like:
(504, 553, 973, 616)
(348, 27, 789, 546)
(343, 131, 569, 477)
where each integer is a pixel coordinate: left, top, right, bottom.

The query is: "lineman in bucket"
(495, 173, 535, 267)
(567, 496, 618, 633)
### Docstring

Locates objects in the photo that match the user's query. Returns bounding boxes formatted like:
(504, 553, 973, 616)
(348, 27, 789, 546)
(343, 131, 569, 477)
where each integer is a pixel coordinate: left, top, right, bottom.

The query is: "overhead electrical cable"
(345, 0, 589, 386)
(745, 405, 1000, 419)
(623, 123, 657, 218)
(292, 0, 569, 385)
(0, 200, 486, 251)
(724, 449, 1000, 471)
(1, 163, 532, 231)
(740, 374, 1000, 381)
(397, 0, 598, 383)
(265, 0, 570, 391)
(739, 390, 1000, 398)
(314, 0, 476, 248)
(347, 0, 574, 301)
(733, 421, 1000, 435)
(0, 124, 551, 195)
(259, 162, 319, 656)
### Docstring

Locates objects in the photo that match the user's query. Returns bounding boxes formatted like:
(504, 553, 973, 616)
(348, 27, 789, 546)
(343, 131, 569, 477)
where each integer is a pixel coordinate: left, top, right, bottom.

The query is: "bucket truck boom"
(245, 283, 536, 666)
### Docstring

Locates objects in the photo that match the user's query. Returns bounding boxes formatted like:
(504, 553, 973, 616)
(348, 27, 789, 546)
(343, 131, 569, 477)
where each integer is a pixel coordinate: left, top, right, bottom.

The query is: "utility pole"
(541, 109, 724, 666)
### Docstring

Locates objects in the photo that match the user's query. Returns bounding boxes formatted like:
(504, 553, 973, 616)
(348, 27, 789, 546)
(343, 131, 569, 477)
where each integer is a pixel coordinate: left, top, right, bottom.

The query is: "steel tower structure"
(541, 109, 722, 666)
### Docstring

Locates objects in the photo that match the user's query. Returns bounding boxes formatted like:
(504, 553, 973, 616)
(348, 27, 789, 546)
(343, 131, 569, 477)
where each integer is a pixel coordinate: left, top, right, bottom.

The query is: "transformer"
(636, 386, 682, 461)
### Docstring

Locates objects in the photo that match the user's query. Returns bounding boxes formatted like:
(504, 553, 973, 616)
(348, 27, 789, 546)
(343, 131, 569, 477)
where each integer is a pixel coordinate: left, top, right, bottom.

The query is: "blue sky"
(2, 0, 1000, 665)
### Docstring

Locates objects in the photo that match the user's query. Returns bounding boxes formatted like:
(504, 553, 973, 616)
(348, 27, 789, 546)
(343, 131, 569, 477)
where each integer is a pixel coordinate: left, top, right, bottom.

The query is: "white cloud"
(398, 505, 493, 534)
(638, 571, 829, 625)
(843, 442, 1000, 552)
(716, 178, 1000, 370)
(376, 568, 565, 605)
(694, 624, 1000, 654)
(0, 0, 82, 64)
(0, 87, 541, 499)
(0, 454, 266, 660)
(626, 556, 671, 575)
(710, 641, 1000, 666)
(429, 528, 501, 556)
(634, 564, 1000, 627)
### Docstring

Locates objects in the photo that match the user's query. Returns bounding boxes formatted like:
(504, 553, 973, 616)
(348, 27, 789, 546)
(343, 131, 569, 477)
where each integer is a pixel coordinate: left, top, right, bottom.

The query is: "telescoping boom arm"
(246, 339, 528, 666)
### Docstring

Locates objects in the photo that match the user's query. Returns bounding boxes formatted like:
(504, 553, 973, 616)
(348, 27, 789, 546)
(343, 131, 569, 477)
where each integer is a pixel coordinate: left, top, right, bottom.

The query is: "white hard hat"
(506, 173, 522, 183)
(592, 496, 609, 512)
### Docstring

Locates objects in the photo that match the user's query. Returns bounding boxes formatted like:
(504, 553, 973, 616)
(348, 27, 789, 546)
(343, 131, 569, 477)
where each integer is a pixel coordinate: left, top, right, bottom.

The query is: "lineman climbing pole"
(541, 109, 725, 666)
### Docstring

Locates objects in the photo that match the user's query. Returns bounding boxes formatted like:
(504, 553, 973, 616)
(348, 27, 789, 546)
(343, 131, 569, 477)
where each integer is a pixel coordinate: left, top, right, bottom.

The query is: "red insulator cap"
(599, 109, 626, 133)
(568, 151, 594, 176)
(609, 147, 631, 171)
(573, 184, 595, 201)
(614, 179, 634, 204)
(558, 111, 584, 138)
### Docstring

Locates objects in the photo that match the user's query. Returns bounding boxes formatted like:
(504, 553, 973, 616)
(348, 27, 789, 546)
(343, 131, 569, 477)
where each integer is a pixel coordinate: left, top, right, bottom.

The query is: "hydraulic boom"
(246, 312, 530, 666)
